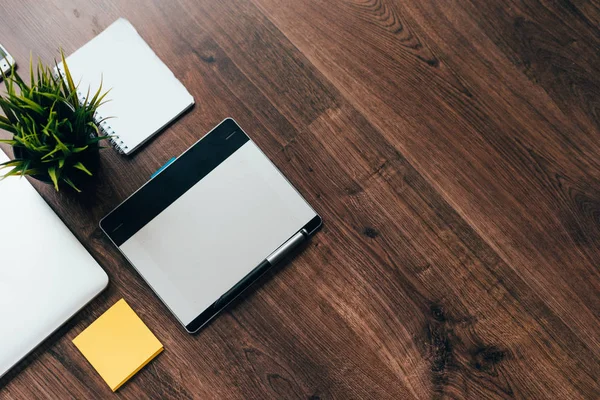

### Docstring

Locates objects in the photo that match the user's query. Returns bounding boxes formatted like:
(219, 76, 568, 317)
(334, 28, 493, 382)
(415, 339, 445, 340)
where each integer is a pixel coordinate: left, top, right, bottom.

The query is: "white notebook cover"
(57, 18, 194, 155)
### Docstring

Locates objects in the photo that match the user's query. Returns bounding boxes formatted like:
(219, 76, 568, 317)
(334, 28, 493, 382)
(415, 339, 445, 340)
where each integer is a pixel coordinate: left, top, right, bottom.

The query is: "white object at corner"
(56, 18, 195, 155)
(0, 149, 108, 379)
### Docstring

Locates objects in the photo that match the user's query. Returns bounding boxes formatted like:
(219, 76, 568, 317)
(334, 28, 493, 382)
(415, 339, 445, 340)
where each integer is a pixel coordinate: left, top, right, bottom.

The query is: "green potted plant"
(0, 52, 110, 192)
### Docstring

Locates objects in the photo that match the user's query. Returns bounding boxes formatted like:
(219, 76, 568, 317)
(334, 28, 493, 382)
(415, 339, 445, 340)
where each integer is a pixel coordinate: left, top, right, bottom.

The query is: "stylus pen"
(215, 230, 308, 307)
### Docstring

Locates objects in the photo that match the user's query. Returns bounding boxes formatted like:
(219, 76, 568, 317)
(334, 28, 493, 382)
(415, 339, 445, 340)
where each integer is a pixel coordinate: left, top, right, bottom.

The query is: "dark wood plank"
(0, 0, 598, 398)
(253, 0, 600, 371)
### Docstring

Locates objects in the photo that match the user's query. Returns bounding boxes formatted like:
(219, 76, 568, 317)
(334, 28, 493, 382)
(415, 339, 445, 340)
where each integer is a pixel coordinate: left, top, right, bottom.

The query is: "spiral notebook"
(56, 18, 194, 155)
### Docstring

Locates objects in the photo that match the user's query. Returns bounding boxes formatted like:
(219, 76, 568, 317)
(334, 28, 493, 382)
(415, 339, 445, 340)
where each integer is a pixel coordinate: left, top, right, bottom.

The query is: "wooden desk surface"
(1, 0, 599, 398)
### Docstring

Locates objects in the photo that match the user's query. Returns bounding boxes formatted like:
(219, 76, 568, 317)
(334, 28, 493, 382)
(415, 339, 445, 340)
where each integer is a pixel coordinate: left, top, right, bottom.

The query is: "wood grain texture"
(0, 0, 598, 398)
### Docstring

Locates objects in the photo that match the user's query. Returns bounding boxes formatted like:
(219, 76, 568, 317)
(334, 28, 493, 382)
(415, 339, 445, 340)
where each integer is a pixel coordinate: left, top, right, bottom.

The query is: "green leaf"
(41, 103, 57, 135)
(62, 177, 81, 193)
(36, 92, 63, 102)
(48, 166, 59, 191)
(36, 57, 42, 85)
(1, 165, 25, 179)
(20, 160, 31, 177)
(86, 124, 99, 138)
(0, 159, 25, 168)
(85, 135, 111, 144)
(0, 99, 20, 123)
(95, 93, 112, 108)
(0, 121, 17, 134)
(94, 116, 114, 125)
(11, 70, 28, 92)
(51, 133, 71, 156)
(9, 94, 45, 114)
(12, 135, 27, 146)
(59, 49, 79, 109)
(87, 75, 105, 108)
(3, 66, 15, 94)
(41, 145, 62, 160)
(0, 160, 37, 178)
(21, 168, 45, 176)
(29, 53, 34, 89)
(83, 85, 91, 107)
(73, 161, 92, 176)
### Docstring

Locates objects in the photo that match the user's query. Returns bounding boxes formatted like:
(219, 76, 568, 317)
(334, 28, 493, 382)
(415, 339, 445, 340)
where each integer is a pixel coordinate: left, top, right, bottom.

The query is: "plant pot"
(12, 146, 52, 183)
(12, 143, 101, 189)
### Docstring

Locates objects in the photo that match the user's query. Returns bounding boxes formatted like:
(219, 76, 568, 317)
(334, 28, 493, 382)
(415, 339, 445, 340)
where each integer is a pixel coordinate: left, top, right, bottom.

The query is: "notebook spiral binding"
(76, 89, 128, 154)
(55, 65, 128, 154)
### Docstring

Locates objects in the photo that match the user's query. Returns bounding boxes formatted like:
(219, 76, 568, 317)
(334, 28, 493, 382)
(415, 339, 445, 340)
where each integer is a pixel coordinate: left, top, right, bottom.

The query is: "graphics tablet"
(100, 118, 321, 333)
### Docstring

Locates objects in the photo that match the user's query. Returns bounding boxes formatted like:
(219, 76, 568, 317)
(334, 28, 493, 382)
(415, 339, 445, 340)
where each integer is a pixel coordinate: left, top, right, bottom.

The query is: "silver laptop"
(0, 150, 108, 379)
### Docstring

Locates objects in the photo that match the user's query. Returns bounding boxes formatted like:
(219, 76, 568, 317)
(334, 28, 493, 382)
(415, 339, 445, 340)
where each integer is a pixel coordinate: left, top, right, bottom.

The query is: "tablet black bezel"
(100, 118, 249, 246)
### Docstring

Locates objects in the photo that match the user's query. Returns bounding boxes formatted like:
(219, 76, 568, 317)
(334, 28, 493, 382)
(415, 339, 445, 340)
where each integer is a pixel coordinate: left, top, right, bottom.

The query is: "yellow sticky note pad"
(73, 299, 163, 391)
